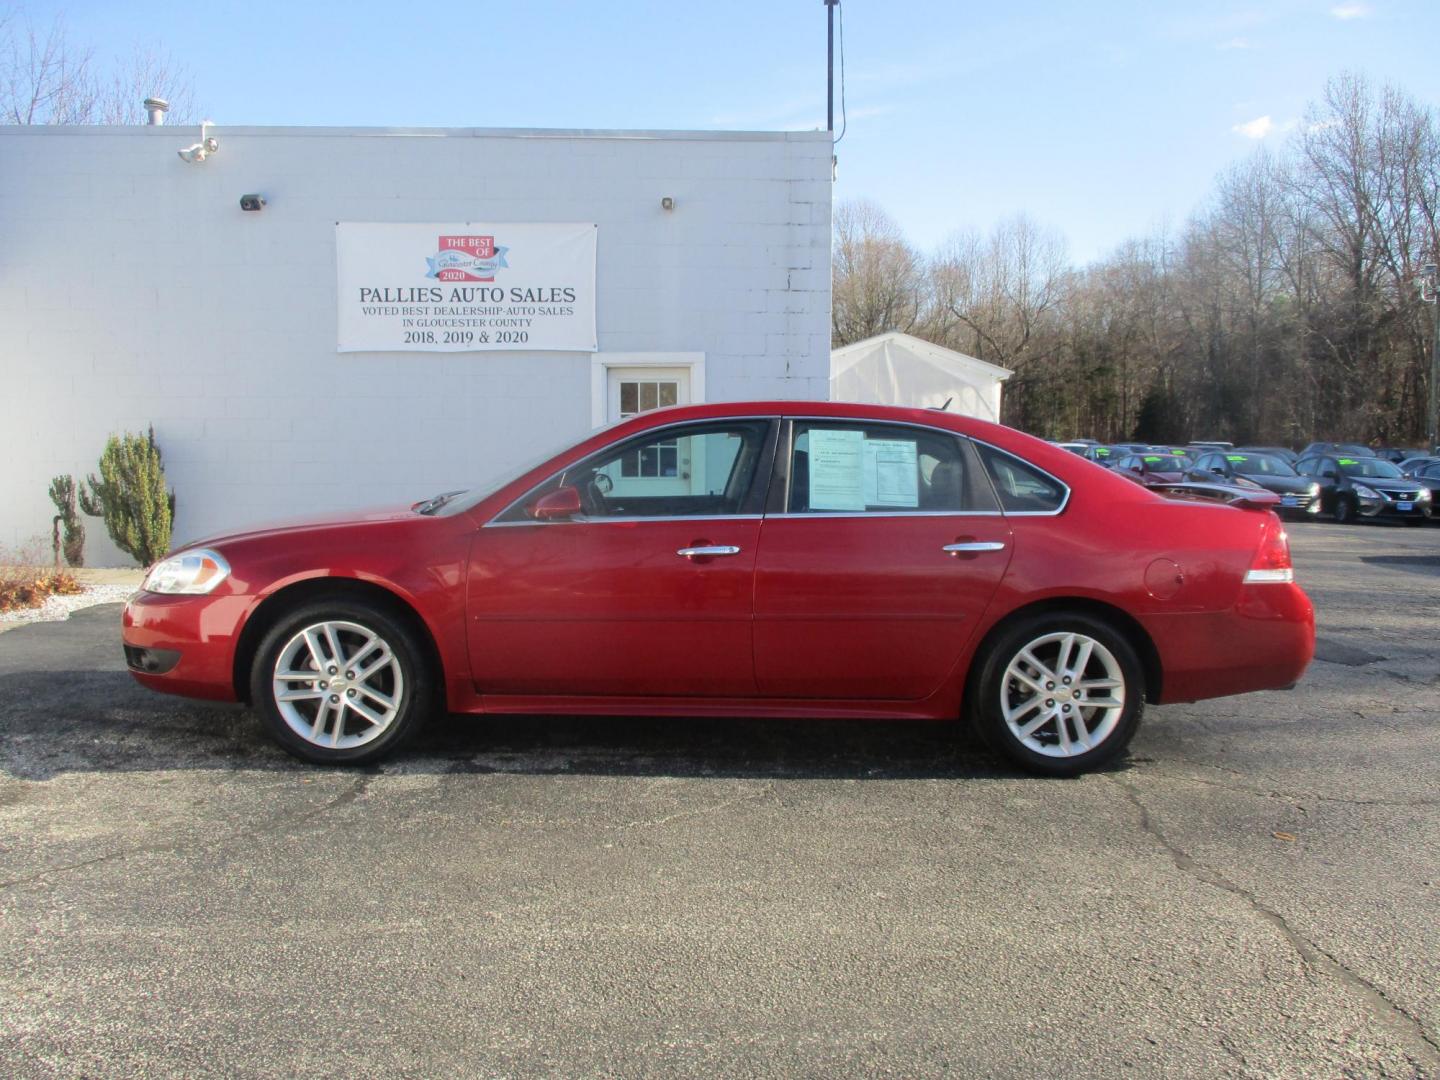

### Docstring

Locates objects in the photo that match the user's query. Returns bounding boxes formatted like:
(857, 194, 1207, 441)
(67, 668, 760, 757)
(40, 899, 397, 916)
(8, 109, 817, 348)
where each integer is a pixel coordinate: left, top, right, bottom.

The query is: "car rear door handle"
(943, 541, 1006, 555)
(676, 545, 742, 558)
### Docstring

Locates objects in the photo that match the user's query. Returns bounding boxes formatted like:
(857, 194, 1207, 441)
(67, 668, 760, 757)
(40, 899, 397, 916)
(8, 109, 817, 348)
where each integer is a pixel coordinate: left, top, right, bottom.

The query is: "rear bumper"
(1145, 582, 1315, 704)
(121, 591, 249, 701)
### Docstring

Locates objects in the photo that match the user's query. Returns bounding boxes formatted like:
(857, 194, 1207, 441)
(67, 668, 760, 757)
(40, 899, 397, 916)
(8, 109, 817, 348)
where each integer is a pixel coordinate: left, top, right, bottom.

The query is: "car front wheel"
(1333, 496, 1356, 524)
(250, 597, 435, 765)
(969, 613, 1145, 777)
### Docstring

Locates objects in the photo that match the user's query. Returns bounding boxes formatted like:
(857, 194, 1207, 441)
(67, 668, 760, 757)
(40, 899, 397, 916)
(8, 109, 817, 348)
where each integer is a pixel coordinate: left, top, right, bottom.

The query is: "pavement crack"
(1112, 776, 1440, 1072)
(1141, 767, 1440, 809)
(0, 770, 379, 891)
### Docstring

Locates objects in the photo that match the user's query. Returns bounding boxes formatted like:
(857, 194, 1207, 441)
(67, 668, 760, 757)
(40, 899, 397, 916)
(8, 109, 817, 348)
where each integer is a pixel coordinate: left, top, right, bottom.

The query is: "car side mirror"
(530, 486, 583, 521)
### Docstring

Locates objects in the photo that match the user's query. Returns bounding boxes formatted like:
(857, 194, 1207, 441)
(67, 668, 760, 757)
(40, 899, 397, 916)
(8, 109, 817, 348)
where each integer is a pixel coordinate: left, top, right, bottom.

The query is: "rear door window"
(975, 444, 1068, 514)
(786, 422, 996, 514)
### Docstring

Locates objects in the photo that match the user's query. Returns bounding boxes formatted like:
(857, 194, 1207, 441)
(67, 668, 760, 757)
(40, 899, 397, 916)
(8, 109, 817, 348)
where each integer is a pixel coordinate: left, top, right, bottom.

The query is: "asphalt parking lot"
(2, 522, 1438, 1079)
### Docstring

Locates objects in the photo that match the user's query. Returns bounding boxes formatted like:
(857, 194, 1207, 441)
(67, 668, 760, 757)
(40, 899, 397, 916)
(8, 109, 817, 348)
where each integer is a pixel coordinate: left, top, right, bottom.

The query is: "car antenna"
(928, 397, 954, 412)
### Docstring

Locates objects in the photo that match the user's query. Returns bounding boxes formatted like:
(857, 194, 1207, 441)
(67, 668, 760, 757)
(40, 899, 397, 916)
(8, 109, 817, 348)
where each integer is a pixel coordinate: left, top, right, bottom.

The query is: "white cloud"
(1330, 3, 1372, 19)
(1233, 115, 1275, 139)
(1219, 36, 1256, 50)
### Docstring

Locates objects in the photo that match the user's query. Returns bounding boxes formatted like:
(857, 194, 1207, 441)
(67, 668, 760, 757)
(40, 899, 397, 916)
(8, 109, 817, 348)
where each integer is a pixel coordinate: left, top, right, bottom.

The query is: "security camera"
(239, 194, 266, 212)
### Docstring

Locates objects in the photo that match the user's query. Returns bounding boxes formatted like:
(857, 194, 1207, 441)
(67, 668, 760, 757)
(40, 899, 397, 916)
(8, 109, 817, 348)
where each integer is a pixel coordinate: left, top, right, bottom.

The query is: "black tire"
(249, 596, 436, 765)
(1333, 496, 1356, 524)
(967, 611, 1146, 777)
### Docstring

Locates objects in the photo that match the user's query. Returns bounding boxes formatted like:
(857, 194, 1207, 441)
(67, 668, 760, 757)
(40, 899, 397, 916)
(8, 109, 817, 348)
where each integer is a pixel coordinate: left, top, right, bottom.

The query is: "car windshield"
(428, 420, 628, 517)
(1227, 454, 1296, 476)
(1337, 458, 1403, 479)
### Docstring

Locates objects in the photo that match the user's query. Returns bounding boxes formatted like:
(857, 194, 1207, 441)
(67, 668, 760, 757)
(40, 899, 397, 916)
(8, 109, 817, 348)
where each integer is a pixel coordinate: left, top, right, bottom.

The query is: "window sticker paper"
(807, 429, 866, 511)
(864, 438, 920, 508)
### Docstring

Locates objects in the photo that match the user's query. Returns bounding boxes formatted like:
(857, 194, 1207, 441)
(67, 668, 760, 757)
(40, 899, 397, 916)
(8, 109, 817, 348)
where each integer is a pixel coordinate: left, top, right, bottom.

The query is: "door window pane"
(787, 423, 991, 513)
(975, 444, 1068, 513)
(498, 420, 772, 521)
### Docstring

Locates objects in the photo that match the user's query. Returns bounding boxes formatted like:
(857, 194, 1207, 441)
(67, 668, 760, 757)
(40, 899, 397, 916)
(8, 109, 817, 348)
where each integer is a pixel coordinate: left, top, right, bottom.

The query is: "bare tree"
(1, 6, 196, 125)
(831, 199, 928, 346)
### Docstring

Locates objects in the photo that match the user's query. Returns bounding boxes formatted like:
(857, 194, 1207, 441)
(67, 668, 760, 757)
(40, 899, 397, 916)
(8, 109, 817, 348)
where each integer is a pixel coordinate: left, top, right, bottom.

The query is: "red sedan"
(122, 402, 1314, 776)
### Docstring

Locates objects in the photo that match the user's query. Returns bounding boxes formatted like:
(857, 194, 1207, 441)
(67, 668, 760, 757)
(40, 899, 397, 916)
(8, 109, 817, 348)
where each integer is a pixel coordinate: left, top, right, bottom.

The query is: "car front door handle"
(676, 545, 742, 559)
(943, 541, 1007, 556)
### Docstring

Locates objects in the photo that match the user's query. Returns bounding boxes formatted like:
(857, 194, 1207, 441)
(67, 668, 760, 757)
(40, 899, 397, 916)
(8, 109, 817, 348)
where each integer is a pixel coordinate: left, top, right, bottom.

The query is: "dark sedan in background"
(1295, 454, 1433, 523)
(1188, 451, 1321, 518)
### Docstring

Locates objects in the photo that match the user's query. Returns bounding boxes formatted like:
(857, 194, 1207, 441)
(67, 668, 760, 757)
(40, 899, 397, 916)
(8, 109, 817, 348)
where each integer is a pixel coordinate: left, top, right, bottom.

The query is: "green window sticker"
(1337, 458, 1358, 466)
(1226, 455, 1246, 462)
(1095, 448, 1110, 455)
(1143, 455, 1164, 463)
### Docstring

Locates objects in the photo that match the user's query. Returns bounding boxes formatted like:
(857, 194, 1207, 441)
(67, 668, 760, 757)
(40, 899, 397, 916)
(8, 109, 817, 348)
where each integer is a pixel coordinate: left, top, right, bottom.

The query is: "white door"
(604, 367, 695, 497)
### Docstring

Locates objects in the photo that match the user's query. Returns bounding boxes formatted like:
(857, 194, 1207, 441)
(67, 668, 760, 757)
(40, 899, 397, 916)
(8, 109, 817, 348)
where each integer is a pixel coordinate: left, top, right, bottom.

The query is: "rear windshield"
(1227, 454, 1296, 476)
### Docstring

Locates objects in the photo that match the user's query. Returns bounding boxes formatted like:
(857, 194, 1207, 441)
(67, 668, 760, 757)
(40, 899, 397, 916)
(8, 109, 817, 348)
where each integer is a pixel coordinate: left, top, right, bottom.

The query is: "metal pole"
(1430, 293, 1439, 453)
(826, 0, 837, 132)
(1424, 264, 1440, 453)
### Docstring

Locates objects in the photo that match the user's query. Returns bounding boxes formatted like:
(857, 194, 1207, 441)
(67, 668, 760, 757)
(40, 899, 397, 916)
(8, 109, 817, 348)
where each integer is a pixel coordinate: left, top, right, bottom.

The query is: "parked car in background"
(1404, 459, 1440, 492)
(121, 401, 1316, 778)
(1082, 445, 1126, 467)
(1115, 452, 1190, 485)
(1296, 453, 1433, 524)
(1399, 456, 1440, 476)
(1188, 451, 1321, 518)
(1234, 445, 1299, 465)
(1055, 441, 1092, 456)
(1375, 447, 1426, 465)
(1300, 442, 1374, 459)
(1187, 440, 1234, 451)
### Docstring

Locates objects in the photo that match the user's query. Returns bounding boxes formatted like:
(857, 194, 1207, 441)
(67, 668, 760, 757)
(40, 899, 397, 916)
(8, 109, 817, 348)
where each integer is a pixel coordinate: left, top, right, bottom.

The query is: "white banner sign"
(336, 222, 597, 352)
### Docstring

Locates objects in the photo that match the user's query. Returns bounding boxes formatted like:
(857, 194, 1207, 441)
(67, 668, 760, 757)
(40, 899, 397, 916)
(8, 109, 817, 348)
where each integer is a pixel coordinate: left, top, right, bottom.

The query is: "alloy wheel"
(1000, 631, 1126, 758)
(271, 620, 405, 750)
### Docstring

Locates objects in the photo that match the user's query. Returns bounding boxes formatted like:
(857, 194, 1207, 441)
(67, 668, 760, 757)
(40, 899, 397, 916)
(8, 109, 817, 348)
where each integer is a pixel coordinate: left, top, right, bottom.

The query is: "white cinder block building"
(0, 124, 832, 564)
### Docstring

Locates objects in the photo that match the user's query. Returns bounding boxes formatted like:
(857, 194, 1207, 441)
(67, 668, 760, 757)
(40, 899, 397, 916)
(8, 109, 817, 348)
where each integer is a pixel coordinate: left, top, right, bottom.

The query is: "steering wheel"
(571, 468, 607, 517)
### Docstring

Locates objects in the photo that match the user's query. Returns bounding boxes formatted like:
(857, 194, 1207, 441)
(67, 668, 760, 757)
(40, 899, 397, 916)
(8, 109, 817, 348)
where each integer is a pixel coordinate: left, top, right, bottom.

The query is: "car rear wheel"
(250, 597, 435, 765)
(969, 613, 1145, 777)
(1333, 496, 1356, 524)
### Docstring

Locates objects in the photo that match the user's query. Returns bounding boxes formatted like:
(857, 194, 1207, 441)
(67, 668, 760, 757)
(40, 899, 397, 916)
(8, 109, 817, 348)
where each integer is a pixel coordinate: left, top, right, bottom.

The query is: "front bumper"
(1357, 495, 1431, 519)
(121, 590, 251, 701)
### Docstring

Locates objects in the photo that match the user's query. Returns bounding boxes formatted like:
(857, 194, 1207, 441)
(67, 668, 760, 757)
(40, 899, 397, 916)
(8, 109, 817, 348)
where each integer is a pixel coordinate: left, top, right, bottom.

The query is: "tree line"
(833, 73, 1440, 447)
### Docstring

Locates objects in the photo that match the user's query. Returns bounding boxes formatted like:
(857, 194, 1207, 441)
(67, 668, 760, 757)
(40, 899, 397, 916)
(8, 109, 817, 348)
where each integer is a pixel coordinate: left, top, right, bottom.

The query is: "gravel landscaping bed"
(0, 582, 137, 626)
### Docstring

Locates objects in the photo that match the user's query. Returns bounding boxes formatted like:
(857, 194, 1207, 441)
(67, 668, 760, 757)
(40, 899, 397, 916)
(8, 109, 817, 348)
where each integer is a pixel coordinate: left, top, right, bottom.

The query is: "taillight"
(1244, 517, 1294, 584)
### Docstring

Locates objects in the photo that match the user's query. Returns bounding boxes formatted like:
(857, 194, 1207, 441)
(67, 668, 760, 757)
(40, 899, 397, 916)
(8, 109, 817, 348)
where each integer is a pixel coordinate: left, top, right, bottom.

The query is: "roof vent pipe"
(143, 98, 169, 125)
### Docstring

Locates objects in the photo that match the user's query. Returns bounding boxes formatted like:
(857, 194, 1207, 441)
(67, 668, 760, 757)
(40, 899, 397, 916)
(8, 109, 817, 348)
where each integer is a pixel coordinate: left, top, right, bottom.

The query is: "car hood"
(178, 505, 421, 551)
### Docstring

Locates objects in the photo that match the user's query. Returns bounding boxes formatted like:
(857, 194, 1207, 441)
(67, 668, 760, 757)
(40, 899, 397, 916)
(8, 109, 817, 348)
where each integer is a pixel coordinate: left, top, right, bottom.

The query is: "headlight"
(1352, 483, 1380, 499)
(1307, 483, 1321, 497)
(1419, 487, 1432, 502)
(143, 549, 231, 594)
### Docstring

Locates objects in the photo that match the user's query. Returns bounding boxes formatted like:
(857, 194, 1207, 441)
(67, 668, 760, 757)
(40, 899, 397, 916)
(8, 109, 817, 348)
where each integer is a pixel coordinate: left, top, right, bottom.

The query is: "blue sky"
(31, 0, 1440, 263)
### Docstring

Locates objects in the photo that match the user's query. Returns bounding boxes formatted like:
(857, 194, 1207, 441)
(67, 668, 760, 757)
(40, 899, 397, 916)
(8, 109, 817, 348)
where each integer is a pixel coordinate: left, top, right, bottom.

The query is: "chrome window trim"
(763, 510, 1006, 520)
(486, 514, 764, 528)
(968, 437, 1072, 517)
(484, 415, 782, 528)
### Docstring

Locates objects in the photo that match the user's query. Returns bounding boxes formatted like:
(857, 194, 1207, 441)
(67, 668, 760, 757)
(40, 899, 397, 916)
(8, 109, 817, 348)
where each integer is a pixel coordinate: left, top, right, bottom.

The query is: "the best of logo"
(426, 235, 510, 282)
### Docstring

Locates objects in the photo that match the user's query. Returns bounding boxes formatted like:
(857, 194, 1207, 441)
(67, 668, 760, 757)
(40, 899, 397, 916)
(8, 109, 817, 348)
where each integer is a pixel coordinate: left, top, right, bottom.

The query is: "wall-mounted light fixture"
(239, 194, 266, 212)
(178, 120, 219, 163)
(660, 196, 675, 211)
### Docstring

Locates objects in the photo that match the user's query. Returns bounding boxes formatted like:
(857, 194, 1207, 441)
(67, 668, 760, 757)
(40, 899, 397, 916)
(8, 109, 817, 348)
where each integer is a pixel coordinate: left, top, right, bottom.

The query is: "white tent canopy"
(829, 331, 1013, 422)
